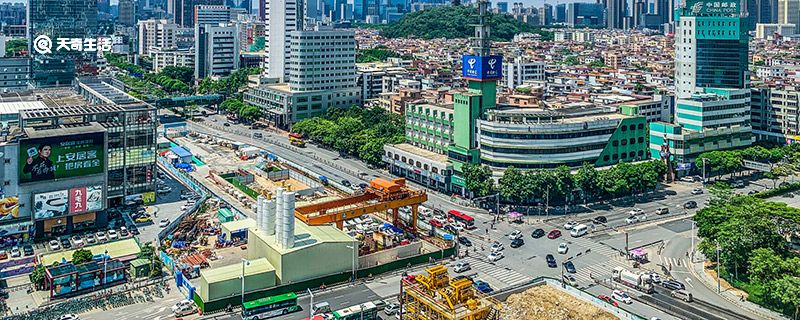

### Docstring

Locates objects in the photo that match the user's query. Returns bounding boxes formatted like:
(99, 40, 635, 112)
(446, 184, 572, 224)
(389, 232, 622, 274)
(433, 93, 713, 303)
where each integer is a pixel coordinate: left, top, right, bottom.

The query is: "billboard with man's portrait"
(18, 133, 105, 183)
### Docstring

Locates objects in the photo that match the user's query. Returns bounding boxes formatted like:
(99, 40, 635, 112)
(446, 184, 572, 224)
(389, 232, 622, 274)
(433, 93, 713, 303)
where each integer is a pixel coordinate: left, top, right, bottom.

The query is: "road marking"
(685, 278, 694, 288)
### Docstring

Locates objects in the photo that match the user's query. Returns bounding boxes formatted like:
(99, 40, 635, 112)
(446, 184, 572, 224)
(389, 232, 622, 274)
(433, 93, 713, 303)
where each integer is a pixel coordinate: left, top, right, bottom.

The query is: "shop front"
(45, 259, 128, 298)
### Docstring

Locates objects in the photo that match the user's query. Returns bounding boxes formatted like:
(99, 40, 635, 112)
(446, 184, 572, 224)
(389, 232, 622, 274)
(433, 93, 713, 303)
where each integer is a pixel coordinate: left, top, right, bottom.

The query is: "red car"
(597, 294, 619, 307)
(429, 219, 444, 228)
(547, 229, 562, 239)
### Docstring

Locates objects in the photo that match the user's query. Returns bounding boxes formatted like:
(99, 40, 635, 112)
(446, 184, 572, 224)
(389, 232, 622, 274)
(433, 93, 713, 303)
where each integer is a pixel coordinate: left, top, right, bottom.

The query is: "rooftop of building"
(40, 238, 141, 266)
(389, 142, 450, 164)
(0, 101, 47, 115)
(23, 122, 107, 138)
(250, 218, 354, 255)
(487, 105, 628, 124)
(201, 257, 275, 284)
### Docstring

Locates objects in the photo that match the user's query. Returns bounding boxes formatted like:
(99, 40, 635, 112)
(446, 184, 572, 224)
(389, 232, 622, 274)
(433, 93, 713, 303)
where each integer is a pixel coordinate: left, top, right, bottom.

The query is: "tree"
(498, 166, 526, 204)
(463, 163, 494, 197)
(160, 66, 194, 84)
(5, 39, 27, 57)
(30, 265, 46, 290)
(749, 248, 785, 285)
(72, 249, 94, 265)
(574, 162, 598, 203)
(771, 276, 800, 319)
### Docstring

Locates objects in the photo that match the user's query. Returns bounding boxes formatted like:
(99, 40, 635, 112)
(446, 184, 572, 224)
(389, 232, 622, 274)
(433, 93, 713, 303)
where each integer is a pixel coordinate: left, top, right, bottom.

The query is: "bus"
(448, 210, 475, 229)
(288, 133, 306, 147)
(332, 301, 378, 320)
(241, 292, 300, 320)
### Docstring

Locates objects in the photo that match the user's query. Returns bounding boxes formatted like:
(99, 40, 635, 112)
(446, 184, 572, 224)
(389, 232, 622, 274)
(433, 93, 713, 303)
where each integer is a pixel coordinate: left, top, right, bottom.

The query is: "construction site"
(402, 265, 503, 320)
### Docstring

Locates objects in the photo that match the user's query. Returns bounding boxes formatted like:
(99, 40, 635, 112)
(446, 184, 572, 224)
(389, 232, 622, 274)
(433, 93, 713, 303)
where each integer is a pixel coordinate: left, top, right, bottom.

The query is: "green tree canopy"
(463, 163, 494, 197)
(72, 249, 94, 265)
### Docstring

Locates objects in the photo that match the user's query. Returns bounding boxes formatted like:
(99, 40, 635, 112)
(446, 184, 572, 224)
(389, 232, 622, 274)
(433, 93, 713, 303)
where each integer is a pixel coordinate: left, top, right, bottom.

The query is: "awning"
(508, 212, 523, 218)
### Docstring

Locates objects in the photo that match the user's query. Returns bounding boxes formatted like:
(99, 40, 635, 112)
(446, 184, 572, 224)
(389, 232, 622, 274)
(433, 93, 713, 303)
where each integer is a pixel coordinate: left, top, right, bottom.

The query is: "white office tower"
(265, 0, 303, 81)
(280, 191, 296, 249)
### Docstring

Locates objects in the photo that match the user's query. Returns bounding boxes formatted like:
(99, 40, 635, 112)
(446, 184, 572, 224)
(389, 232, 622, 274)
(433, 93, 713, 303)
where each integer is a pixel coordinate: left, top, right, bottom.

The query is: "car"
(453, 261, 471, 273)
(593, 216, 608, 224)
(680, 176, 695, 182)
(49, 240, 61, 251)
(10, 246, 20, 258)
(129, 225, 140, 235)
(671, 289, 693, 302)
(547, 229, 562, 239)
(546, 254, 557, 268)
(557, 243, 569, 254)
(488, 251, 504, 262)
(684, 201, 698, 209)
(135, 216, 152, 224)
(341, 180, 352, 187)
(563, 221, 578, 230)
(625, 215, 641, 224)
(223, 122, 231, 127)
(649, 273, 662, 284)
(598, 294, 619, 307)
(107, 229, 119, 240)
(23, 245, 33, 256)
(384, 303, 401, 316)
(119, 226, 129, 237)
(655, 207, 670, 215)
(731, 180, 745, 188)
(95, 231, 107, 242)
(159, 219, 170, 228)
(612, 290, 633, 304)
(662, 279, 685, 290)
(60, 237, 72, 249)
(490, 241, 504, 252)
(457, 236, 472, 247)
(253, 132, 263, 138)
(563, 274, 578, 286)
(72, 235, 84, 247)
(429, 219, 444, 228)
(0, 250, 8, 260)
(748, 190, 759, 195)
(628, 208, 644, 215)
(85, 234, 97, 244)
(358, 182, 368, 189)
(180, 193, 195, 200)
(531, 228, 545, 238)
(564, 261, 576, 273)
(508, 230, 523, 240)
(156, 187, 172, 194)
(473, 280, 493, 293)
(691, 188, 704, 195)
(59, 314, 79, 320)
(444, 225, 457, 234)
(510, 238, 524, 248)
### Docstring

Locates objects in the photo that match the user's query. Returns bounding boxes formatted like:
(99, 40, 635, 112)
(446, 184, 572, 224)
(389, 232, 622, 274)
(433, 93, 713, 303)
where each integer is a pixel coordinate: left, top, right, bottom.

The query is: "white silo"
(256, 195, 264, 230)
(275, 188, 285, 242)
(265, 199, 276, 235)
(282, 191, 296, 249)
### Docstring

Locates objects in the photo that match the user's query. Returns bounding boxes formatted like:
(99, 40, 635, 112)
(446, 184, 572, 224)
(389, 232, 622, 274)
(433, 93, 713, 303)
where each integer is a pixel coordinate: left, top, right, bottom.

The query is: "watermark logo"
(32, 35, 113, 55)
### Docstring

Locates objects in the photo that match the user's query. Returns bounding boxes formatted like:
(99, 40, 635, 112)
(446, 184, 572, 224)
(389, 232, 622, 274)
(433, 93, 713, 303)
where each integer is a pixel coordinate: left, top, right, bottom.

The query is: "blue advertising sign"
(462, 55, 503, 81)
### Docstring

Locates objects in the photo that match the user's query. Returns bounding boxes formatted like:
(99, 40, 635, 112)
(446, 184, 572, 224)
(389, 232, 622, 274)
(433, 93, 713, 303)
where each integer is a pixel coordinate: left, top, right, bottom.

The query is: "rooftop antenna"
(471, 0, 491, 57)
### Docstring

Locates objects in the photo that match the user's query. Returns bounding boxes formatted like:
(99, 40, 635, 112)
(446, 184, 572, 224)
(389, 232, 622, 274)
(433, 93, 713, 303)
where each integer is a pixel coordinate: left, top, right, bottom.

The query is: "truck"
(319, 175, 329, 185)
(612, 266, 654, 294)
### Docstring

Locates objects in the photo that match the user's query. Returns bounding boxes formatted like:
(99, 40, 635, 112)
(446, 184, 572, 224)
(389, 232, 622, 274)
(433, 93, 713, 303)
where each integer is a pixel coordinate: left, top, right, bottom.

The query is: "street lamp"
(307, 288, 314, 319)
(241, 258, 250, 306)
(102, 249, 108, 291)
(715, 240, 721, 294)
(346, 245, 357, 283)
(701, 158, 708, 184)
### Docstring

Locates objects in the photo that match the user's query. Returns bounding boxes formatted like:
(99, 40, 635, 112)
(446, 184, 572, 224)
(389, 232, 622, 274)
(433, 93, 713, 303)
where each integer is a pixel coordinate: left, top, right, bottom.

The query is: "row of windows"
(481, 142, 607, 155)
(385, 151, 445, 174)
(481, 128, 616, 140)
(611, 137, 646, 146)
(601, 150, 646, 162)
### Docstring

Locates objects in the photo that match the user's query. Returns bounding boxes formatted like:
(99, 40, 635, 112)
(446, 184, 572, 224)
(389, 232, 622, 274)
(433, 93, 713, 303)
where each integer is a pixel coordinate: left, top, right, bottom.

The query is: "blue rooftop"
(170, 146, 192, 158)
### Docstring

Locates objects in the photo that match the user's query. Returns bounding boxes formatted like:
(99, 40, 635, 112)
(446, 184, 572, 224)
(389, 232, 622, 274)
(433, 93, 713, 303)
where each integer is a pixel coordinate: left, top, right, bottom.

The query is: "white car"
(10, 246, 20, 258)
(628, 208, 644, 215)
(95, 232, 107, 242)
(384, 303, 401, 316)
(59, 315, 79, 320)
(563, 221, 578, 230)
(49, 240, 61, 251)
(612, 290, 633, 304)
(625, 215, 641, 224)
(107, 229, 119, 240)
(558, 243, 569, 254)
(680, 176, 695, 182)
(649, 272, 662, 284)
(490, 242, 504, 252)
(691, 188, 704, 195)
(508, 230, 523, 240)
(159, 219, 170, 228)
(488, 251, 504, 262)
(71, 235, 84, 247)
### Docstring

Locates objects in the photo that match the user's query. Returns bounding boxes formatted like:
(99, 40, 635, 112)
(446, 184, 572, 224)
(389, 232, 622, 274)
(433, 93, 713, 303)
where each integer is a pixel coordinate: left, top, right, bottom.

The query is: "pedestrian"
(485, 228, 489, 234)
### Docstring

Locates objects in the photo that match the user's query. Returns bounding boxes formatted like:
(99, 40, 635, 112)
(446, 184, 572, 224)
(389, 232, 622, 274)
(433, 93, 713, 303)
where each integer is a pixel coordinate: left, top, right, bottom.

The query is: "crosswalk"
(459, 255, 532, 287)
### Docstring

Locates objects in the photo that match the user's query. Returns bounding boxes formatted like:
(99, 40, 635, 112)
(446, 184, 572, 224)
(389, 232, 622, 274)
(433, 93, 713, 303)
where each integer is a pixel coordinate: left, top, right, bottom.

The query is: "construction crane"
(294, 177, 427, 232)
(402, 265, 502, 320)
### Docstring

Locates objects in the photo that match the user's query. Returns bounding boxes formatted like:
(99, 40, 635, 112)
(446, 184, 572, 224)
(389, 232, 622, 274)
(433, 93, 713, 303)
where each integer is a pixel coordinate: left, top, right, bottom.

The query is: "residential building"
(137, 19, 178, 56)
(168, 0, 222, 27)
(150, 47, 195, 72)
(0, 57, 30, 92)
(751, 86, 800, 143)
(778, 0, 800, 33)
(503, 57, 545, 89)
(194, 4, 231, 26)
(357, 62, 408, 100)
(265, 0, 302, 81)
(194, 23, 239, 79)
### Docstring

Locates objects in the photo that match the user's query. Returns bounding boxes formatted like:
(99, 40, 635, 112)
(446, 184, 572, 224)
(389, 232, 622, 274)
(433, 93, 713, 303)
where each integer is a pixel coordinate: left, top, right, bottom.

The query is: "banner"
(19, 132, 105, 183)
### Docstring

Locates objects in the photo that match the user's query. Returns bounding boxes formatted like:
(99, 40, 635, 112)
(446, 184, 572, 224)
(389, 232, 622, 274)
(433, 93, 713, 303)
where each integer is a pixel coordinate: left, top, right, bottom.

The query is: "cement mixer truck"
(612, 267, 654, 294)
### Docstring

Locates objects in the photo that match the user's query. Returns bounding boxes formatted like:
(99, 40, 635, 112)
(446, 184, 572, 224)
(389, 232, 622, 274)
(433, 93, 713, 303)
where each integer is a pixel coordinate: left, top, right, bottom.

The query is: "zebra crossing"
(459, 255, 532, 287)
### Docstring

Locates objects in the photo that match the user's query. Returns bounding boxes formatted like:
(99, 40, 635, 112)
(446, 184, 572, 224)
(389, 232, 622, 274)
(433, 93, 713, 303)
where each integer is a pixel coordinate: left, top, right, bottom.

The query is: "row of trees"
(463, 161, 668, 204)
(196, 68, 262, 96)
(291, 107, 405, 165)
(696, 144, 800, 187)
(220, 98, 262, 121)
(695, 188, 800, 318)
(356, 47, 404, 63)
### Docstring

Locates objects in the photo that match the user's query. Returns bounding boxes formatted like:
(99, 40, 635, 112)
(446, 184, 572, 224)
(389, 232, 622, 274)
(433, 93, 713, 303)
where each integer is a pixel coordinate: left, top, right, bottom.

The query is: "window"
(612, 140, 619, 147)
(415, 161, 421, 167)
(629, 125, 636, 131)
(638, 150, 644, 157)
(612, 154, 619, 160)
(603, 155, 610, 161)
(424, 164, 429, 170)
(638, 123, 644, 130)
(629, 152, 636, 158)
(629, 138, 635, 145)
(621, 139, 627, 146)
(638, 137, 644, 143)
(621, 152, 627, 159)
(401, 156, 406, 162)
(621, 126, 627, 132)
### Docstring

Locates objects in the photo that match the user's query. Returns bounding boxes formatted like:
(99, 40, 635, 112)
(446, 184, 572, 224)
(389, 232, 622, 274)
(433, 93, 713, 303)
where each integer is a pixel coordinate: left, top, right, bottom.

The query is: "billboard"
(685, 0, 739, 16)
(19, 133, 105, 183)
(34, 186, 103, 220)
(462, 55, 503, 81)
(0, 195, 20, 222)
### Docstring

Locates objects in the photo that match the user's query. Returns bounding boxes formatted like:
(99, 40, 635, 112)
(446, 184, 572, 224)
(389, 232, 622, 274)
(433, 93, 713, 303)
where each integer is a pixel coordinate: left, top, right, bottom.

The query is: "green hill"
(365, 5, 552, 41)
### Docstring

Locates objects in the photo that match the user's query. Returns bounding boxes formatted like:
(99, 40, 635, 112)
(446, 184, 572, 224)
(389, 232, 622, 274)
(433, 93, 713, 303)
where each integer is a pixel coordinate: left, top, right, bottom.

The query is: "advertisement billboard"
(461, 55, 503, 81)
(19, 132, 105, 183)
(0, 195, 20, 222)
(685, 0, 739, 16)
(34, 185, 104, 220)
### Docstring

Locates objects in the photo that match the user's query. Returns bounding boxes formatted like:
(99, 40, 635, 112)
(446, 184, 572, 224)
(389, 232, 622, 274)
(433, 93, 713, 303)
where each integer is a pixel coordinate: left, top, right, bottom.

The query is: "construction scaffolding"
(402, 265, 502, 320)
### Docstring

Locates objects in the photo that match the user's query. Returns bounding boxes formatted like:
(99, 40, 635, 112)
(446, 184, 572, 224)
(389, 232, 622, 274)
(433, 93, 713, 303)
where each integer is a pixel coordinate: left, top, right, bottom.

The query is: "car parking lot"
(133, 168, 200, 243)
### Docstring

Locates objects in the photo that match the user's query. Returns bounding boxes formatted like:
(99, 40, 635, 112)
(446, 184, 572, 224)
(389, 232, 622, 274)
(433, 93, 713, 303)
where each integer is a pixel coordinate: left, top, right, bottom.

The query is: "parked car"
(564, 261, 576, 273)
(488, 251, 504, 262)
(662, 279, 685, 290)
(731, 180, 745, 188)
(129, 225, 140, 235)
(680, 176, 695, 182)
(508, 230, 523, 240)
(473, 280, 493, 293)
(546, 254, 557, 268)
(593, 216, 608, 224)
(684, 201, 698, 209)
(157, 187, 172, 194)
(691, 188, 704, 195)
(558, 243, 569, 254)
(108, 229, 119, 240)
(85, 234, 97, 244)
(60, 237, 72, 249)
(547, 229, 562, 239)
(10, 246, 20, 258)
(59, 314, 79, 320)
(23, 245, 33, 256)
(531, 228, 546, 238)
(384, 303, 401, 316)
(49, 240, 61, 251)
(612, 290, 633, 304)
(119, 226, 129, 237)
(0, 250, 8, 260)
(510, 238, 524, 248)
(95, 231, 108, 242)
(563, 274, 578, 286)
(72, 235, 84, 247)
(563, 221, 578, 230)
(159, 219, 170, 228)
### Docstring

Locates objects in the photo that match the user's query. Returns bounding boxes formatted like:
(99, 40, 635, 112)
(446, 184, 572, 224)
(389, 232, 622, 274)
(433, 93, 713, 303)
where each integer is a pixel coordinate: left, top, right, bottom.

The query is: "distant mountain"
(366, 5, 552, 41)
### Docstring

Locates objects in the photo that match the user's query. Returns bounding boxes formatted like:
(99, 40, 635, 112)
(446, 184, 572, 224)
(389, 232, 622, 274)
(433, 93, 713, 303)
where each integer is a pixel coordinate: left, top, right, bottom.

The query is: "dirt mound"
(501, 285, 619, 320)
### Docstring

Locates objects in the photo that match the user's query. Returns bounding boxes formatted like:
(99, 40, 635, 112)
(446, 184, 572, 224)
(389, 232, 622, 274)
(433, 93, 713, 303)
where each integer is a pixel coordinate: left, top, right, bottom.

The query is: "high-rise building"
(497, 1, 508, 13)
(756, 0, 779, 24)
(650, 0, 751, 166)
(566, 2, 603, 27)
(138, 19, 179, 56)
(604, 0, 625, 29)
(778, 0, 800, 33)
(28, 0, 98, 87)
(655, 0, 673, 24)
(194, 4, 232, 25)
(119, 0, 137, 27)
(631, 0, 646, 28)
(0, 3, 26, 26)
(554, 3, 566, 22)
(265, 0, 302, 81)
(194, 23, 239, 79)
(225, 0, 251, 13)
(538, 4, 552, 25)
(98, 0, 111, 14)
(169, 0, 222, 27)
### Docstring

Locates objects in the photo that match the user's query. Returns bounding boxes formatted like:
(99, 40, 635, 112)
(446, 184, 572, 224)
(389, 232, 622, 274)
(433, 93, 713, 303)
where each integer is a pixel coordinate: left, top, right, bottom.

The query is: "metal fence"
(156, 157, 210, 242)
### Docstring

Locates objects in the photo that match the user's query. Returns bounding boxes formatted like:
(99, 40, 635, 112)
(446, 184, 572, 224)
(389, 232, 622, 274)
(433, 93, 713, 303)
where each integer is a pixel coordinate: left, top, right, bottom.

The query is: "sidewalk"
(688, 258, 787, 320)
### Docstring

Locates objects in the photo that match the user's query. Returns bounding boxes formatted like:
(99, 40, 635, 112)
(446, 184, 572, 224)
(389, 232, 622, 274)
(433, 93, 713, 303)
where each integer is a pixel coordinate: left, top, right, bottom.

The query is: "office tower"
(98, 0, 111, 13)
(554, 3, 566, 22)
(778, 0, 800, 33)
(119, 0, 137, 27)
(538, 4, 552, 25)
(265, 0, 302, 81)
(755, 0, 779, 24)
(604, 0, 625, 28)
(651, 0, 751, 164)
(138, 19, 178, 55)
(566, 2, 603, 27)
(195, 5, 232, 25)
(631, 0, 645, 28)
(28, 0, 97, 87)
(225, 0, 251, 13)
(0, 3, 25, 25)
(497, 1, 508, 12)
(353, 0, 364, 20)
(169, 0, 223, 27)
(195, 23, 239, 79)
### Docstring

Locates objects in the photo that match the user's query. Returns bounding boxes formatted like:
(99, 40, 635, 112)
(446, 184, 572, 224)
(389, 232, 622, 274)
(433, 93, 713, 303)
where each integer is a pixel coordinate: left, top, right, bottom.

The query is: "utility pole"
(716, 240, 721, 293)
(545, 186, 550, 216)
(702, 158, 708, 184)
(624, 232, 629, 260)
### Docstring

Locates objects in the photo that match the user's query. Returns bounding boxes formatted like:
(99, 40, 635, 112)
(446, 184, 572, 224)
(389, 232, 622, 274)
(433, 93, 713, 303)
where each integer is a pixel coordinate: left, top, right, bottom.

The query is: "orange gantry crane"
(294, 177, 427, 232)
